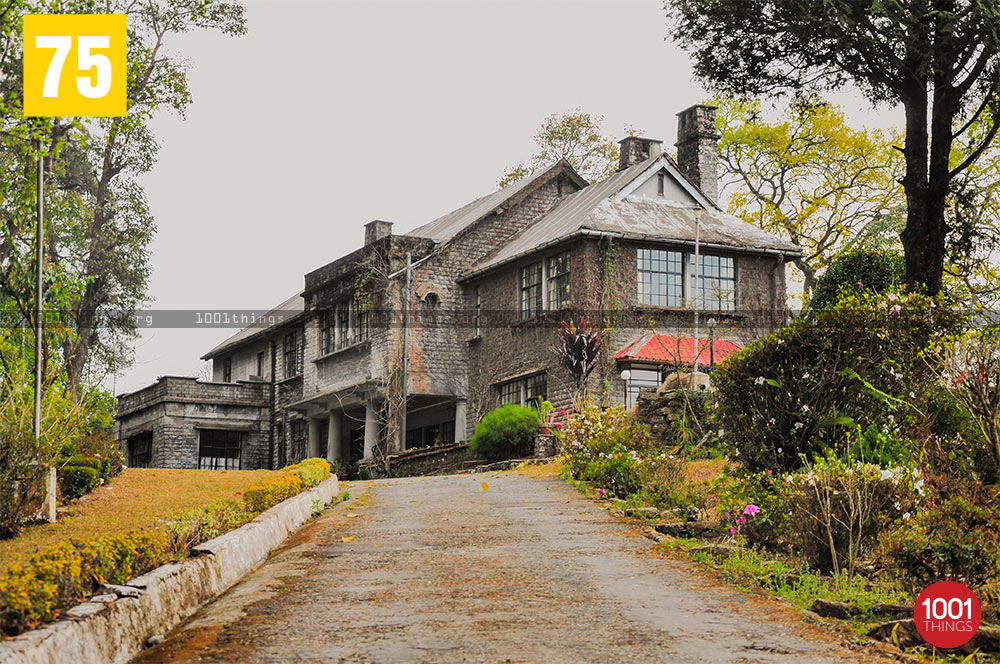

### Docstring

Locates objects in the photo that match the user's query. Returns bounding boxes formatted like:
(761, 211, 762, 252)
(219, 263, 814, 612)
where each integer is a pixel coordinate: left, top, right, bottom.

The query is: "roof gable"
(403, 160, 587, 244)
(464, 154, 800, 278)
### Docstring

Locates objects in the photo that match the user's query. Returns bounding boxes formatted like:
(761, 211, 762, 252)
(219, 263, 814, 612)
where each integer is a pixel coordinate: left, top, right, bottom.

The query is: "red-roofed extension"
(615, 333, 741, 366)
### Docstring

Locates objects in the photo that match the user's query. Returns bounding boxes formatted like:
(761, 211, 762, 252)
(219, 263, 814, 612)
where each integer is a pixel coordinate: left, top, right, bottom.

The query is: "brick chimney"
(675, 105, 721, 204)
(364, 219, 393, 246)
(618, 136, 663, 171)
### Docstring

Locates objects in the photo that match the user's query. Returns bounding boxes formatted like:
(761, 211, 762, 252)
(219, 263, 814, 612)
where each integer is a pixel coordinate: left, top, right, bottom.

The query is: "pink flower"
(596, 488, 606, 498)
(857, 281, 863, 287)
(730, 526, 737, 535)
(743, 504, 761, 517)
(766, 470, 772, 475)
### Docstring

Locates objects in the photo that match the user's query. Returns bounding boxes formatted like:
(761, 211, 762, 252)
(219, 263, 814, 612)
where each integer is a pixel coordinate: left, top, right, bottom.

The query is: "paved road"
(135, 471, 890, 664)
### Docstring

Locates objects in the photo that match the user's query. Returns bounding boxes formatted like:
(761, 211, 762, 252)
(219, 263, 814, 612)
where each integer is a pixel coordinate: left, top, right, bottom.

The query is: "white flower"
(755, 376, 766, 385)
(903, 512, 911, 520)
(785, 475, 794, 482)
(777, 448, 783, 454)
(802, 404, 810, 412)
(887, 293, 898, 301)
(894, 501, 901, 510)
(794, 422, 804, 430)
(914, 479, 925, 494)
(718, 429, 724, 437)
(734, 448, 740, 457)
(777, 338, 784, 345)
(880, 469, 894, 481)
(768, 418, 777, 426)
(909, 392, 917, 399)
(802, 372, 811, 379)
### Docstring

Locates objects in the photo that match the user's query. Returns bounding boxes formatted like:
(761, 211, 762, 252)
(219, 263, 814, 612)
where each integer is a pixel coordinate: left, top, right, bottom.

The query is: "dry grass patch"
(0, 467, 280, 572)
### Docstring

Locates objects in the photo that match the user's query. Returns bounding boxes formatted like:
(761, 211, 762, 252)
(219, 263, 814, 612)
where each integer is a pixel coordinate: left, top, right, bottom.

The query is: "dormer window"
(657, 173, 665, 196)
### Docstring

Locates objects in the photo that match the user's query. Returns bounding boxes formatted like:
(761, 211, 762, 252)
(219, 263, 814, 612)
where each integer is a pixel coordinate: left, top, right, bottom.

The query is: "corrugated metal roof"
(201, 291, 305, 359)
(467, 155, 800, 276)
(616, 333, 741, 365)
(404, 160, 573, 243)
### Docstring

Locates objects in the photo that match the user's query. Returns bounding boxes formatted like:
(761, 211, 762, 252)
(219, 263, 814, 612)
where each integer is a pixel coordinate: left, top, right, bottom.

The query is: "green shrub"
(558, 402, 692, 500)
(63, 455, 102, 473)
(0, 531, 171, 635)
(721, 455, 924, 574)
(242, 474, 303, 513)
(882, 496, 1000, 590)
(72, 432, 125, 478)
(281, 457, 332, 488)
(469, 404, 540, 462)
(58, 466, 101, 501)
(163, 498, 253, 551)
(810, 249, 905, 310)
(712, 291, 964, 473)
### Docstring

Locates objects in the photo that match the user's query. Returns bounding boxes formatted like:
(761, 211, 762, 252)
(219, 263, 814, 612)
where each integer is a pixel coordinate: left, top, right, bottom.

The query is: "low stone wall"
(384, 442, 473, 477)
(534, 433, 558, 458)
(0, 476, 341, 664)
(634, 388, 709, 444)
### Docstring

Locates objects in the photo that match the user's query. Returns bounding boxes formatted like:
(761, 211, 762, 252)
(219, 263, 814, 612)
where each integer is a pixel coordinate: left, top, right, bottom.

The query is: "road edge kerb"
(0, 475, 341, 664)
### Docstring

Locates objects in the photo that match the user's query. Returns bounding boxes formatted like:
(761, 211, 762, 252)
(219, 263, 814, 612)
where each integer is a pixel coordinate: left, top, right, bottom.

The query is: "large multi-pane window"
(690, 254, 736, 311)
(127, 432, 152, 468)
(319, 310, 335, 355)
(198, 429, 241, 470)
(336, 304, 350, 350)
(638, 248, 684, 307)
(352, 299, 369, 344)
(282, 331, 301, 379)
(496, 373, 547, 408)
(638, 248, 735, 310)
(547, 252, 570, 310)
(520, 262, 543, 319)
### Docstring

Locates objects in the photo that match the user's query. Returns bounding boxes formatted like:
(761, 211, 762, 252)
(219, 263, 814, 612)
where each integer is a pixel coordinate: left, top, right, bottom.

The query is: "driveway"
(135, 469, 891, 663)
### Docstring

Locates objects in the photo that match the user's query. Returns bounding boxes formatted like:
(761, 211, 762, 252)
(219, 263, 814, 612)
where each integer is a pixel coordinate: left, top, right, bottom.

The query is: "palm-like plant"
(554, 318, 605, 404)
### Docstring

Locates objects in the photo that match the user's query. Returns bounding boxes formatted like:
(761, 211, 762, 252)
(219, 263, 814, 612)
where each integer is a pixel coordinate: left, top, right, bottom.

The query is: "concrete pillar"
(363, 401, 378, 460)
(454, 398, 468, 442)
(327, 411, 341, 465)
(308, 417, 322, 459)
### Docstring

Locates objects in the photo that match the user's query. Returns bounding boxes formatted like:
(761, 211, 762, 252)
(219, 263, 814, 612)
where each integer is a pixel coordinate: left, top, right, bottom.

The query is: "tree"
(499, 110, 630, 187)
(0, 1, 247, 392)
(668, 0, 1000, 296)
(716, 94, 904, 296)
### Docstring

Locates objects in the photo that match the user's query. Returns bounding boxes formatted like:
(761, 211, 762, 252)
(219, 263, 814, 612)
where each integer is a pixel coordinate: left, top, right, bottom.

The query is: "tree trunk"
(898, 82, 954, 296)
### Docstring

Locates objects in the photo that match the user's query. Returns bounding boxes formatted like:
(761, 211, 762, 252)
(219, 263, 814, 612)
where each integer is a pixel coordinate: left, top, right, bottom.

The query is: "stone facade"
(116, 377, 270, 470)
(116, 105, 798, 475)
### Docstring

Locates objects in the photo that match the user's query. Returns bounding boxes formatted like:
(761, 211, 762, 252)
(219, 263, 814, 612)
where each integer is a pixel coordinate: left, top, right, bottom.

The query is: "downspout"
(268, 337, 276, 469)
(399, 252, 412, 455)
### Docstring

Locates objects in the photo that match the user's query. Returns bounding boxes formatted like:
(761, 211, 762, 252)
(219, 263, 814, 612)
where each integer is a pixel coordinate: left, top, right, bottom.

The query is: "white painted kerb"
(0, 475, 340, 664)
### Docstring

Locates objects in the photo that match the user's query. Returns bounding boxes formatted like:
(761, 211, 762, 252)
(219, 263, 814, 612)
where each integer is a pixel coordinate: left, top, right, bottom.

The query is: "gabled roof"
(201, 291, 305, 360)
(616, 333, 741, 366)
(404, 160, 587, 244)
(464, 154, 800, 279)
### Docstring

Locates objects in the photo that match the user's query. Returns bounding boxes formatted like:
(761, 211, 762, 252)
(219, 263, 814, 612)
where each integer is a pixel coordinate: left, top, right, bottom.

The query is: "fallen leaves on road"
(341, 535, 355, 542)
(346, 513, 360, 519)
(481, 482, 489, 491)
(442, 514, 449, 520)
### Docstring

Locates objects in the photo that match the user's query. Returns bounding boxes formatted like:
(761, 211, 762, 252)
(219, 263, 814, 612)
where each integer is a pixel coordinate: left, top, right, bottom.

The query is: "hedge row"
(0, 458, 333, 638)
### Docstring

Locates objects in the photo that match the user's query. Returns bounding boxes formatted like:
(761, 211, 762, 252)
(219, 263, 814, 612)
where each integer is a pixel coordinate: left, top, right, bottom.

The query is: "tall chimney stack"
(675, 105, 720, 204)
(364, 219, 393, 245)
(617, 136, 663, 172)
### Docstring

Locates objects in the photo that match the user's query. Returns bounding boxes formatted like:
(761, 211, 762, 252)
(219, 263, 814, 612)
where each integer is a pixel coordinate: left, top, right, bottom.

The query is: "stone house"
(115, 105, 799, 472)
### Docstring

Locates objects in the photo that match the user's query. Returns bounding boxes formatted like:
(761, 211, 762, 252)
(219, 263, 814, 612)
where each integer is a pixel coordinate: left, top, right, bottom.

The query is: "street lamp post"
(33, 138, 43, 443)
(691, 207, 703, 386)
(707, 317, 717, 372)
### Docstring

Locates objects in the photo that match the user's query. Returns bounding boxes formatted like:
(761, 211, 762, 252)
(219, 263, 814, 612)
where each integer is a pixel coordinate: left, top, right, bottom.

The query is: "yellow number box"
(23, 14, 126, 117)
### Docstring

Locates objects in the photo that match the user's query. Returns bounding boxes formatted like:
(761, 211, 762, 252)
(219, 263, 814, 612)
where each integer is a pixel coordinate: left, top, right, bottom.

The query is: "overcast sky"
(112, 0, 895, 395)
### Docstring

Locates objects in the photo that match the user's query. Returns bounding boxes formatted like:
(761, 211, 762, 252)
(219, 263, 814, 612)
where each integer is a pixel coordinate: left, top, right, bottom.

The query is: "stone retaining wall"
(0, 476, 340, 664)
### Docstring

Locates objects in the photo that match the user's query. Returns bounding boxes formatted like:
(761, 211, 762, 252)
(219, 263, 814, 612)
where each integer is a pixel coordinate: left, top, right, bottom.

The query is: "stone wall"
(116, 377, 271, 470)
(633, 387, 709, 445)
(383, 442, 473, 477)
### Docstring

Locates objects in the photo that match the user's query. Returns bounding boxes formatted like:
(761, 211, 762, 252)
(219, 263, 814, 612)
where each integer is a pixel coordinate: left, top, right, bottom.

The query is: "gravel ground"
(133, 471, 895, 664)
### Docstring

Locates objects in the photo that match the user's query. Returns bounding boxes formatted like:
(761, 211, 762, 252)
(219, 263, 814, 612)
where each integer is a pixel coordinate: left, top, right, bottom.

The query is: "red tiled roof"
(615, 334, 741, 365)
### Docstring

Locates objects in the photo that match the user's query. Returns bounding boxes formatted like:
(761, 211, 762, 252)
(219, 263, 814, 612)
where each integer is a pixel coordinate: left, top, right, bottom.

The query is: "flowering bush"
(559, 403, 657, 497)
(809, 249, 905, 310)
(712, 291, 965, 473)
(881, 495, 1000, 590)
(722, 455, 924, 574)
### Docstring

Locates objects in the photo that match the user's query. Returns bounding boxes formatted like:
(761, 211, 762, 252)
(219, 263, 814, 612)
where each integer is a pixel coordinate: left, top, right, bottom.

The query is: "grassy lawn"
(0, 467, 281, 572)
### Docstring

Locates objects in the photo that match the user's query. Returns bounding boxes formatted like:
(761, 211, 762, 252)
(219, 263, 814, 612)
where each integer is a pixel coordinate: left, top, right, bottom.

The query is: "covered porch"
(287, 387, 468, 470)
